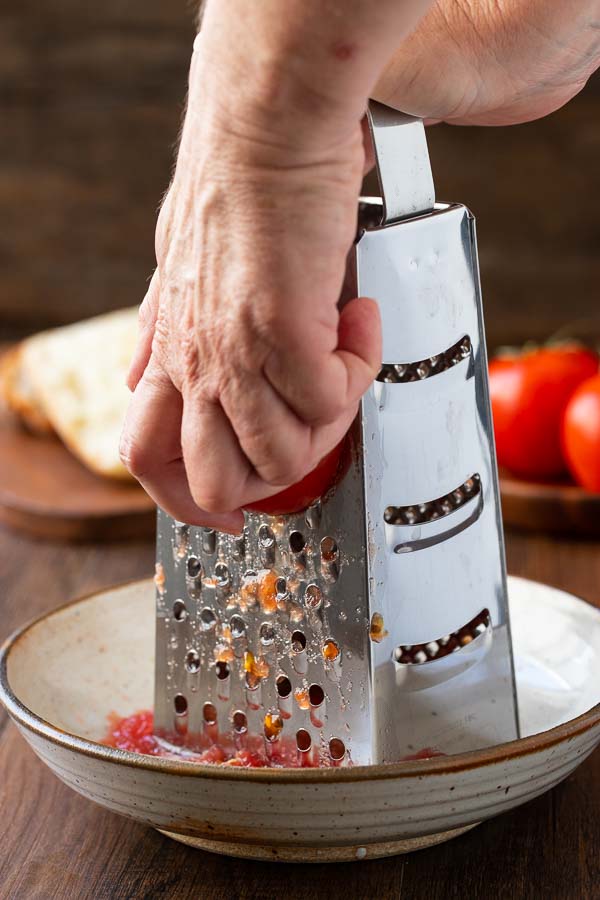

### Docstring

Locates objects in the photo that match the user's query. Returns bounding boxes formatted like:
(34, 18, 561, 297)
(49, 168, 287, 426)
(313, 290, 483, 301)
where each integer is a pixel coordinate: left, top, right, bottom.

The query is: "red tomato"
(489, 345, 598, 479)
(105, 710, 160, 754)
(562, 374, 600, 493)
(245, 438, 346, 516)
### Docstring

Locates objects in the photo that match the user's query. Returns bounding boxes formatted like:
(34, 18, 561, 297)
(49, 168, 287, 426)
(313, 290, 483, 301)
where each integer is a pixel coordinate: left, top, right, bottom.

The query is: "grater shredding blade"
(153, 102, 519, 767)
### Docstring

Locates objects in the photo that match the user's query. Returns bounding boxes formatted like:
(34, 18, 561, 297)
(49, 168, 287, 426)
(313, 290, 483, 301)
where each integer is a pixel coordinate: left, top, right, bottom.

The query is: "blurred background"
(1, 1, 599, 349)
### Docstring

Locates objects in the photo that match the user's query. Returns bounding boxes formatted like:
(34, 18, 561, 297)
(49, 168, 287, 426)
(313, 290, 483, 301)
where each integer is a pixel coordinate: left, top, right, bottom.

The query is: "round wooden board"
(500, 470, 600, 537)
(0, 404, 155, 542)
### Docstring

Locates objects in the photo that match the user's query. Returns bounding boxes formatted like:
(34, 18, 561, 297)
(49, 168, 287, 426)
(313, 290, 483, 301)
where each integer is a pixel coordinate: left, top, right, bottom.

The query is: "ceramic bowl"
(1, 576, 599, 863)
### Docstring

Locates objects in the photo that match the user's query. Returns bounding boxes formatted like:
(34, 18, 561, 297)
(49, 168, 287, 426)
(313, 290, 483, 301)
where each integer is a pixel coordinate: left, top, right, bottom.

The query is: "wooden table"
(1, 525, 599, 899)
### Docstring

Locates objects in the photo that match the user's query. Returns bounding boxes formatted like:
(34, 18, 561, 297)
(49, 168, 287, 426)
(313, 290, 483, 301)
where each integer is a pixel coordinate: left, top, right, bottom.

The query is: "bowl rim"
(1, 576, 599, 784)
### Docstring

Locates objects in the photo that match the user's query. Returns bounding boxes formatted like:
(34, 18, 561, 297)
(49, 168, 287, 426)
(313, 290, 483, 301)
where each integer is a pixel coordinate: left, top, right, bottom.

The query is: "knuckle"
(142, 358, 170, 394)
(251, 445, 308, 487)
(262, 457, 307, 487)
(189, 483, 234, 515)
(304, 393, 346, 427)
(232, 410, 311, 487)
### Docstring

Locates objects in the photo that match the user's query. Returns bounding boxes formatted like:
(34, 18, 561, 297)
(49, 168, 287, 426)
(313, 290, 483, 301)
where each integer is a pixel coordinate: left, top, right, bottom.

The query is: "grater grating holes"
(328, 737, 346, 765)
(276, 674, 292, 697)
(229, 614, 246, 638)
(202, 528, 216, 555)
(264, 711, 284, 742)
(185, 649, 200, 673)
(203, 702, 217, 723)
(296, 728, 312, 752)
(304, 584, 323, 610)
(174, 694, 188, 715)
(172, 599, 187, 622)
(187, 556, 201, 577)
(289, 531, 306, 553)
(215, 660, 230, 680)
(309, 684, 326, 728)
(259, 622, 276, 645)
(214, 563, 230, 588)
(199, 607, 217, 631)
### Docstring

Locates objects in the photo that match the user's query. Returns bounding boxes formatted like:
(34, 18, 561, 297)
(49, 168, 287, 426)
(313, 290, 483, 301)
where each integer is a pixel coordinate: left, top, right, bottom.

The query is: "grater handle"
(367, 101, 435, 225)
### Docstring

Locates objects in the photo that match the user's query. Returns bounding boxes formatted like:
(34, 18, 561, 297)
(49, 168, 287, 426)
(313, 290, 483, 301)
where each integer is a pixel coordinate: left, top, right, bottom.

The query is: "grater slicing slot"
(392, 610, 493, 692)
(394, 608, 491, 666)
(384, 474, 481, 526)
(389, 491, 483, 554)
(377, 335, 472, 383)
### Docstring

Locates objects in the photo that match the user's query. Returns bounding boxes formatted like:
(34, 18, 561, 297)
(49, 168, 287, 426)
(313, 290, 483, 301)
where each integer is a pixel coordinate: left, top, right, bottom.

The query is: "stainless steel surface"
(368, 101, 435, 224)
(153, 102, 519, 766)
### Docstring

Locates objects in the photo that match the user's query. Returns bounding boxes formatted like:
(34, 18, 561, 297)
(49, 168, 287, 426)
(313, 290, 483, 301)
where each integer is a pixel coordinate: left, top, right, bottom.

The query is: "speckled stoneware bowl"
(1, 576, 599, 863)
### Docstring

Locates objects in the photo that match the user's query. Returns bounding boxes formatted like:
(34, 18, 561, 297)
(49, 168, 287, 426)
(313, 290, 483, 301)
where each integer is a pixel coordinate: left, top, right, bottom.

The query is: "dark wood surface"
(0, 401, 155, 542)
(0, 524, 599, 899)
(500, 472, 600, 538)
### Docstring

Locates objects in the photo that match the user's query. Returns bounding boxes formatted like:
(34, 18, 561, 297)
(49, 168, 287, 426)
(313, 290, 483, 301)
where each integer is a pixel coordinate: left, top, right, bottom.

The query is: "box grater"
(153, 101, 520, 767)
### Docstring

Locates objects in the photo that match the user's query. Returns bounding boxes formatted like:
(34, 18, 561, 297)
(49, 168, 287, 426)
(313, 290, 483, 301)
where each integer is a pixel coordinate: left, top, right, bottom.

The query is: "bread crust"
(4, 309, 139, 481)
(0, 344, 54, 435)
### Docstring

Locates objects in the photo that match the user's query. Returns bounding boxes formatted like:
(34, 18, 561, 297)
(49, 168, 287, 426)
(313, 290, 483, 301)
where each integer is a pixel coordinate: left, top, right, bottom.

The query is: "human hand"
(119, 59, 380, 530)
(375, 0, 600, 125)
(120, 0, 435, 529)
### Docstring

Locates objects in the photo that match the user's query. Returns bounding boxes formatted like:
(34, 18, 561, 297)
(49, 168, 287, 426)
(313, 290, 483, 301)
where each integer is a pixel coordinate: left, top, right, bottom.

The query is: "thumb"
(335, 295, 382, 405)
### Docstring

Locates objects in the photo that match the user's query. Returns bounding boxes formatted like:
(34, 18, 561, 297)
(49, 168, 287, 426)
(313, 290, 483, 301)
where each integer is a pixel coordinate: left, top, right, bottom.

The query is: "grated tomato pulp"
(104, 710, 444, 768)
(104, 710, 271, 767)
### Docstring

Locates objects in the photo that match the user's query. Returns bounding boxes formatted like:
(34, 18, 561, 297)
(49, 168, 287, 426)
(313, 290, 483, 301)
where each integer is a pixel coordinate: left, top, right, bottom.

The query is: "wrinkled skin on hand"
(121, 62, 380, 531)
(377, 0, 600, 124)
(121, 0, 600, 529)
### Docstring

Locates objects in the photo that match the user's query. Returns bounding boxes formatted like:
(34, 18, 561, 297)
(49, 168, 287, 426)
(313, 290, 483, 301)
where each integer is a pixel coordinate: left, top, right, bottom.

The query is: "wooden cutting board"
(0, 402, 155, 542)
(500, 470, 600, 537)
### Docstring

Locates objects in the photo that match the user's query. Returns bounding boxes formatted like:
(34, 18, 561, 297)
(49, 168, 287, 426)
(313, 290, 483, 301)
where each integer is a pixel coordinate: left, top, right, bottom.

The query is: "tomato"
(222, 749, 268, 768)
(105, 709, 160, 754)
(562, 374, 600, 493)
(103, 710, 442, 767)
(489, 345, 598, 479)
(245, 438, 347, 515)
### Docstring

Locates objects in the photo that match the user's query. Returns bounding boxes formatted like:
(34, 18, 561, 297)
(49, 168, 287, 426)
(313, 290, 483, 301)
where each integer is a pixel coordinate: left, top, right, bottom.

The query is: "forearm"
(191, 0, 432, 151)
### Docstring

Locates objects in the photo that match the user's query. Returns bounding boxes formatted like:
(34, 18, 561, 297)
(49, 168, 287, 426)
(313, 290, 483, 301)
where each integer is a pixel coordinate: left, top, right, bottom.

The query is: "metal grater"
(153, 102, 520, 767)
